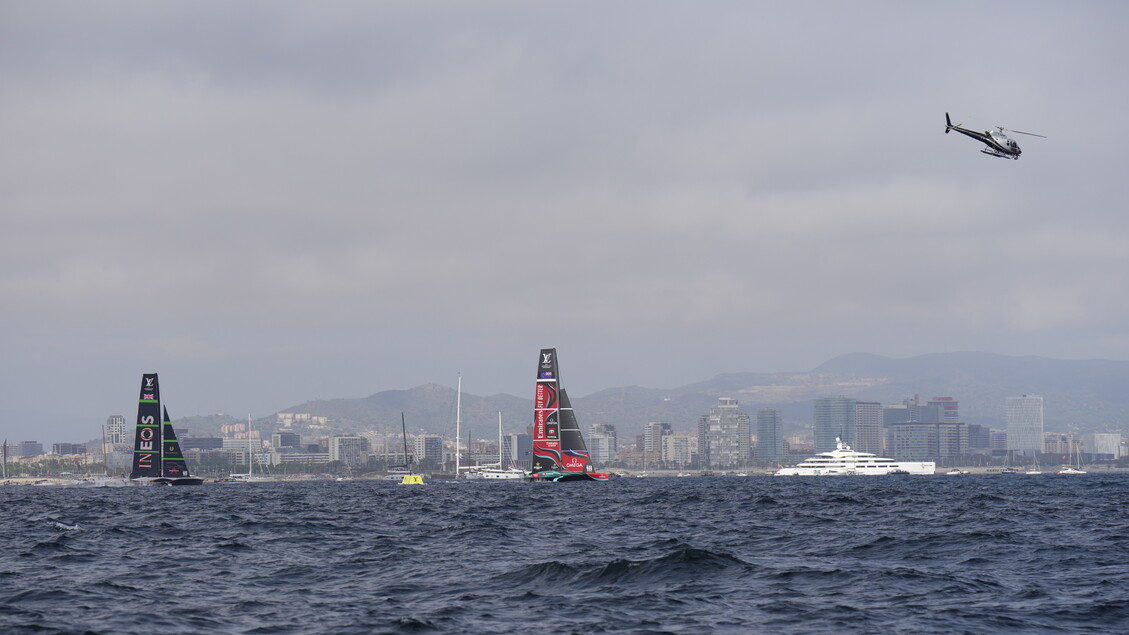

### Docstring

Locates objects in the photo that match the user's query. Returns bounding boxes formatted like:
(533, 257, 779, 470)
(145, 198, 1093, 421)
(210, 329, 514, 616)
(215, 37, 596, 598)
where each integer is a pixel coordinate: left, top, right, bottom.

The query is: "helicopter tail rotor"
(945, 112, 952, 133)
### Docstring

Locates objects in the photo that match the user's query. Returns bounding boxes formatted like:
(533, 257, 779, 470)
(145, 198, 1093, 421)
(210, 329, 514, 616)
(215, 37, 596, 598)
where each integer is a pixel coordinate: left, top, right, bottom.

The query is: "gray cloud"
(2, 2, 1128, 442)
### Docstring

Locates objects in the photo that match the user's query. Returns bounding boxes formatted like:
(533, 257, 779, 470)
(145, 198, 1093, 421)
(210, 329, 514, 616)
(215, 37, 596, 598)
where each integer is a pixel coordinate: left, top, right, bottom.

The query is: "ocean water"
(2, 474, 1128, 634)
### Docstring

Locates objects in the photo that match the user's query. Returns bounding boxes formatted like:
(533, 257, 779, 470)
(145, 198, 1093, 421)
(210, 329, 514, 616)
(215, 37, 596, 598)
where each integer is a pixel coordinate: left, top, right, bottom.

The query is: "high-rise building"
(105, 415, 128, 445)
(413, 434, 444, 469)
(884, 404, 910, 426)
(967, 424, 991, 452)
(887, 422, 935, 460)
(989, 429, 1008, 452)
(928, 397, 960, 423)
(814, 397, 855, 452)
(273, 429, 302, 449)
(885, 395, 958, 427)
(753, 408, 784, 462)
(663, 434, 696, 467)
(103, 414, 132, 472)
(643, 422, 672, 453)
(1082, 433, 1120, 460)
(329, 436, 370, 465)
(588, 423, 617, 464)
(854, 402, 883, 454)
(1006, 395, 1044, 455)
(643, 421, 672, 467)
(935, 422, 969, 459)
(697, 398, 750, 469)
(504, 433, 532, 471)
(885, 396, 968, 461)
(223, 438, 261, 466)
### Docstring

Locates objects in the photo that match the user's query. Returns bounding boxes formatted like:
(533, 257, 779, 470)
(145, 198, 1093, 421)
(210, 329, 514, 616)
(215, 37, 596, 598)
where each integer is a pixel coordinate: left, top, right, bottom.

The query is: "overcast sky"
(3, 1, 1128, 444)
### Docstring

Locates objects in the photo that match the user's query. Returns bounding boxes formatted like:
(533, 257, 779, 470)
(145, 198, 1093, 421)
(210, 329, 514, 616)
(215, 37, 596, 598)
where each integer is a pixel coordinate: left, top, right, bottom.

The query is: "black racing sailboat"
(530, 348, 610, 482)
(130, 373, 203, 486)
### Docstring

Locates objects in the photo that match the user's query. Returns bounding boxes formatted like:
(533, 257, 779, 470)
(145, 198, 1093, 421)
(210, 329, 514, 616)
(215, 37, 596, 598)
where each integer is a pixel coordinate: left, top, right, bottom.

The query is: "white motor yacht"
(775, 438, 936, 476)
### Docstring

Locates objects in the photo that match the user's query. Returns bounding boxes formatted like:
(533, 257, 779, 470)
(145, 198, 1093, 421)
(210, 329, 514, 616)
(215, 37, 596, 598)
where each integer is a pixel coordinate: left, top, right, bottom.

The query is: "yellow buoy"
(400, 474, 425, 485)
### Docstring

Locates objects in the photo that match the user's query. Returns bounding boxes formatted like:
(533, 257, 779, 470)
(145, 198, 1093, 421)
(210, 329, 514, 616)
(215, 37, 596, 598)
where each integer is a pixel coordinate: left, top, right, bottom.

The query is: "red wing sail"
(532, 348, 562, 473)
(532, 348, 596, 475)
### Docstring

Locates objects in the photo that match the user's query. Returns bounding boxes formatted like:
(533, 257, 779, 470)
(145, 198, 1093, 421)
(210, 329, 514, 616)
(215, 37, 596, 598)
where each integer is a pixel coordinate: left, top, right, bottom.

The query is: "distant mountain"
(178, 352, 1129, 440)
(627, 351, 1129, 433)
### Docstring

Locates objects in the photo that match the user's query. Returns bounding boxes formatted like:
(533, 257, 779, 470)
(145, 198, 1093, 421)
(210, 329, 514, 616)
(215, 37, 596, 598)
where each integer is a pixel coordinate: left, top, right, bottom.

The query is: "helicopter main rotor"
(997, 126, 1046, 138)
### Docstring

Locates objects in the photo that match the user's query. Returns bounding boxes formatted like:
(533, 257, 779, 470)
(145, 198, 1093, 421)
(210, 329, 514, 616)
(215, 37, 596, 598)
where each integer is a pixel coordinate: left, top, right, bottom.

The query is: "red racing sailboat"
(529, 348, 610, 482)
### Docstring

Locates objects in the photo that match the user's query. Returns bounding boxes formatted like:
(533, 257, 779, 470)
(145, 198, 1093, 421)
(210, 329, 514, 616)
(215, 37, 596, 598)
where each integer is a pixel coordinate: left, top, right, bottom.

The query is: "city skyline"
(7, 349, 1129, 448)
(8, 393, 1119, 473)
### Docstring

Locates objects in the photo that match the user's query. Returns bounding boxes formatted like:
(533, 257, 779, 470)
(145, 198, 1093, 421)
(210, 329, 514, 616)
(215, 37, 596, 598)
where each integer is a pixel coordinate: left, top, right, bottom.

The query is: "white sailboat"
(678, 459, 692, 477)
(465, 413, 526, 480)
(222, 415, 273, 482)
(454, 375, 462, 478)
(1057, 441, 1087, 475)
(1025, 454, 1042, 475)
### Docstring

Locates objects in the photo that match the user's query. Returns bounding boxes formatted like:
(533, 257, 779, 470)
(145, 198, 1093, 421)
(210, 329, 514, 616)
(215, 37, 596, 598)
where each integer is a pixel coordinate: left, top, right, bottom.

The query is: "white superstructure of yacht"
(775, 438, 936, 476)
(464, 466, 526, 480)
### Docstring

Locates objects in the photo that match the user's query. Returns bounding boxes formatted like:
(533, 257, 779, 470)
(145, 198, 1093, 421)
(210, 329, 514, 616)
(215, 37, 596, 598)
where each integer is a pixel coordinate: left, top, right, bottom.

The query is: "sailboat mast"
(498, 412, 503, 467)
(401, 412, 411, 475)
(455, 375, 462, 477)
(158, 392, 165, 477)
(101, 426, 108, 474)
(247, 414, 253, 479)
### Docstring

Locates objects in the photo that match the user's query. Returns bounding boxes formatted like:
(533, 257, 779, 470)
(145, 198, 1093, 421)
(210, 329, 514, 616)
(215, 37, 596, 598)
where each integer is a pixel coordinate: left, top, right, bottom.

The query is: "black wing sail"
(161, 406, 191, 478)
(130, 373, 162, 479)
(557, 388, 593, 472)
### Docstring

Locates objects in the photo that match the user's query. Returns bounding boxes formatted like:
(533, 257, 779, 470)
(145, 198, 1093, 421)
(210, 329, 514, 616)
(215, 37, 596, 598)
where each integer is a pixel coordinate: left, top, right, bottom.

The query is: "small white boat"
(74, 475, 129, 487)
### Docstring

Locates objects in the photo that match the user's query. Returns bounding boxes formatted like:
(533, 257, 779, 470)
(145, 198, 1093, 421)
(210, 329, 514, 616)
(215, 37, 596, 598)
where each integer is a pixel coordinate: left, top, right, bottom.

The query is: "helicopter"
(945, 112, 1045, 159)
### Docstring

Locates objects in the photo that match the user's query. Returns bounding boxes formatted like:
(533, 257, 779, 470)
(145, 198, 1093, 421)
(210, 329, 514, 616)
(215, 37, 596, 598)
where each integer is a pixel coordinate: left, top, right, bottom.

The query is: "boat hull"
(530, 470, 611, 482)
(465, 469, 526, 480)
(131, 477, 205, 486)
(775, 464, 934, 476)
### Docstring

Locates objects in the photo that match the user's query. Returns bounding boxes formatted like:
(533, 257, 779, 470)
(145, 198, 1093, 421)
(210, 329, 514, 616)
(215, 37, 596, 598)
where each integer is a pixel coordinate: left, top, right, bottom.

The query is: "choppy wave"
(2, 475, 1128, 633)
